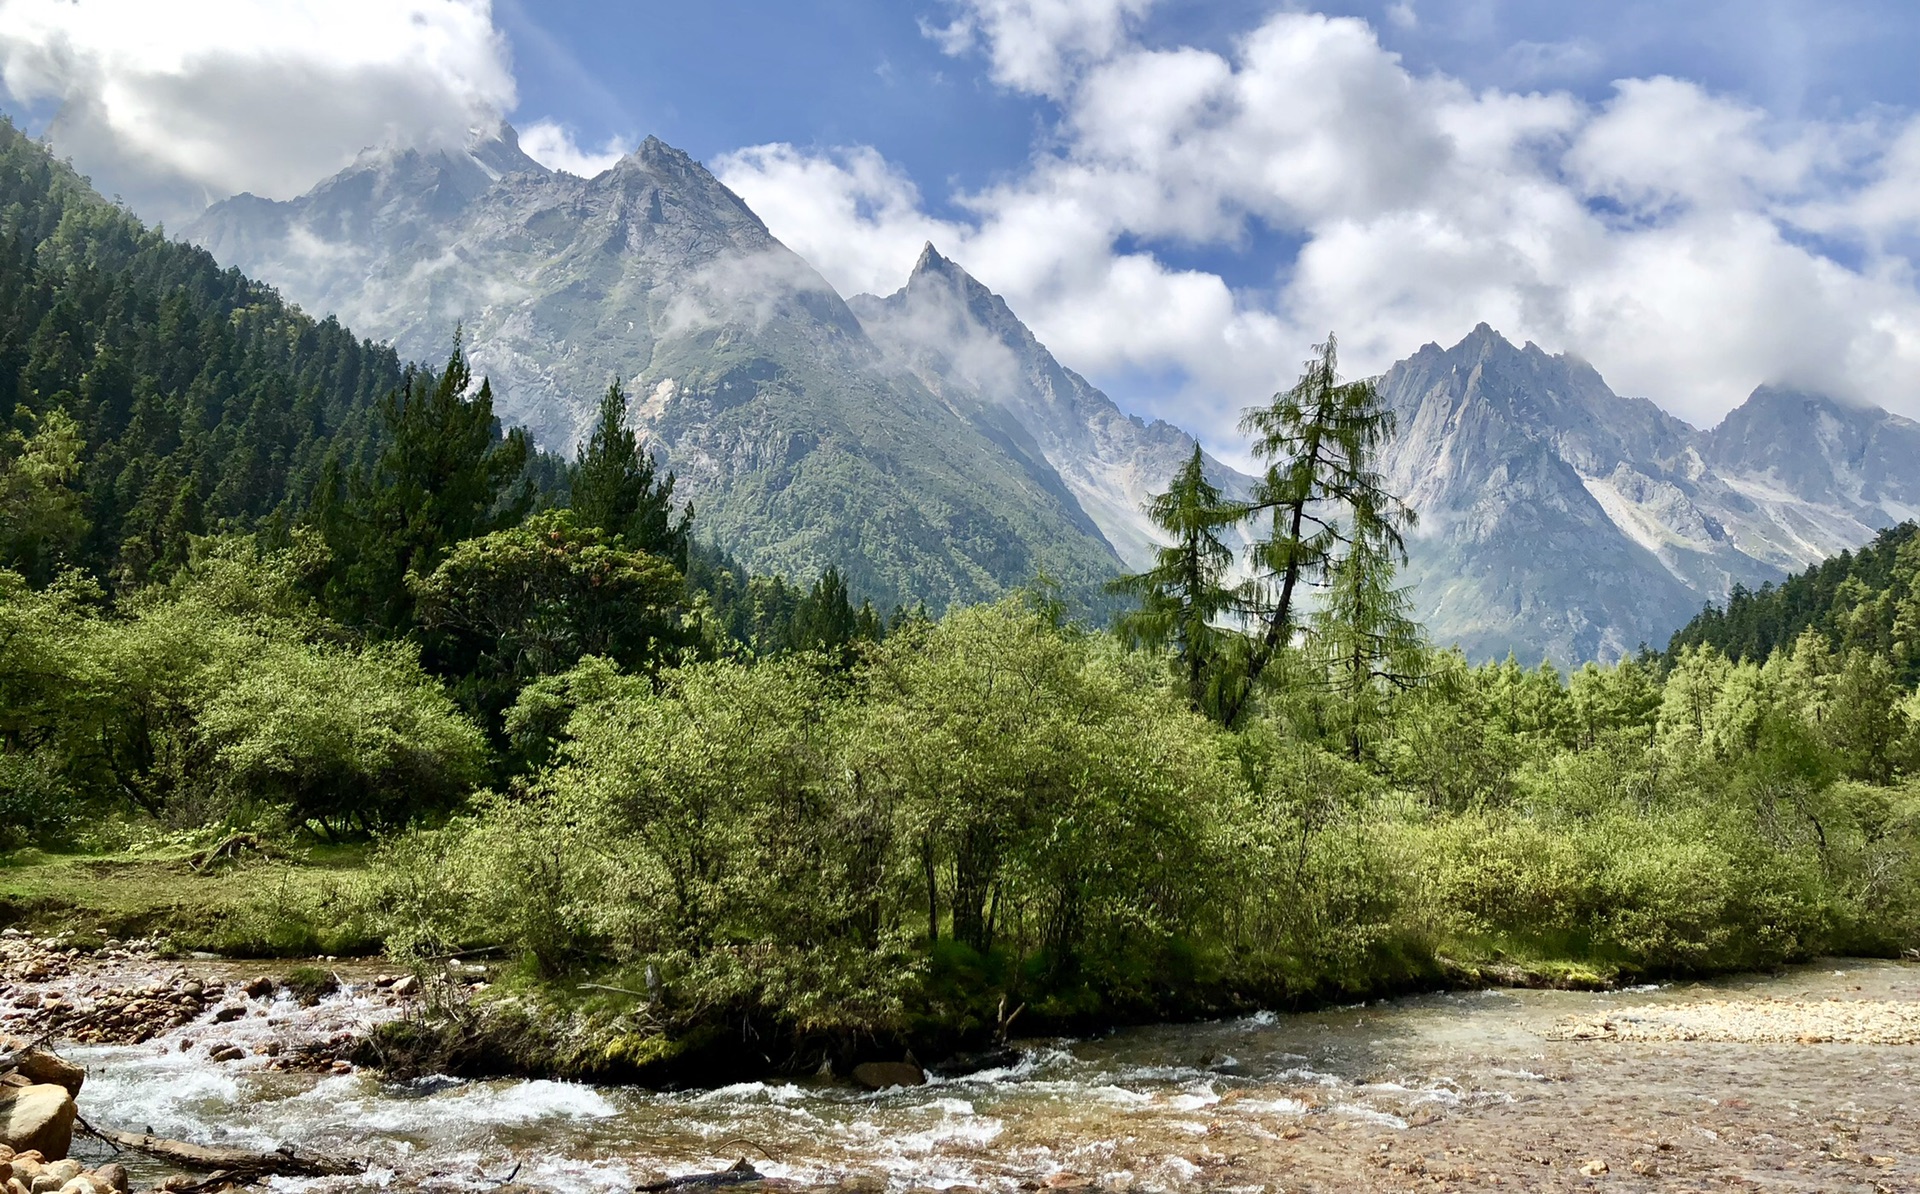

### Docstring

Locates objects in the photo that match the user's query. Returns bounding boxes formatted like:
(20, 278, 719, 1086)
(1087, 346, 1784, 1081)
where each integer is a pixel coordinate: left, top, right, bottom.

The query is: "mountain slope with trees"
(0, 117, 411, 589)
(1668, 521, 1920, 684)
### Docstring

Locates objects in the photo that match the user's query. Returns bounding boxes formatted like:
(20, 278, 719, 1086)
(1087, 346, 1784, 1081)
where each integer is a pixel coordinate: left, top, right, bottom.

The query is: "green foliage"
(568, 379, 690, 564)
(0, 536, 485, 842)
(1670, 520, 1920, 684)
(414, 509, 694, 732)
(1107, 444, 1242, 715)
(1224, 334, 1412, 726)
(196, 637, 486, 835)
(314, 343, 534, 632)
(0, 118, 415, 587)
(0, 407, 87, 583)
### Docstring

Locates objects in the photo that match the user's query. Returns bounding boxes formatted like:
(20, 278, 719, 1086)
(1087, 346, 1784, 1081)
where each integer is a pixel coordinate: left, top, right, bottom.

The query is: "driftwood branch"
(82, 1123, 362, 1181)
(637, 1158, 763, 1192)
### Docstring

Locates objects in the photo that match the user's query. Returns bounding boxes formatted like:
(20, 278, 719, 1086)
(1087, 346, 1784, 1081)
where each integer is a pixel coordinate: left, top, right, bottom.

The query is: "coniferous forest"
(3, 118, 1919, 1082)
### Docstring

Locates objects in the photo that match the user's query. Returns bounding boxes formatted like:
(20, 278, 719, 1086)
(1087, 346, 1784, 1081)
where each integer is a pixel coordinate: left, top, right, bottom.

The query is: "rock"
(929, 1047, 1021, 1078)
(212, 1006, 246, 1023)
(850, 1061, 926, 1090)
(208, 1045, 246, 1064)
(0, 1045, 83, 1099)
(390, 975, 419, 997)
(243, 977, 274, 999)
(0, 1087, 74, 1161)
(55, 1177, 99, 1194)
(1579, 1158, 1609, 1176)
(92, 1165, 127, 1194)
(180, 981, 203, 998)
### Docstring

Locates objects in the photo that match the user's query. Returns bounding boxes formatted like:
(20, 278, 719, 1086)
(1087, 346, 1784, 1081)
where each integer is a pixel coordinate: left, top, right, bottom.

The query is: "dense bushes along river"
(6, 538, 1920, 1080)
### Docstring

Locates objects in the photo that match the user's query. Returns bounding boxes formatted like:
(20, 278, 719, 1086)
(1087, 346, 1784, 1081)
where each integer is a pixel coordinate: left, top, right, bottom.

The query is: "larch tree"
(1220, 335, 1410, 728)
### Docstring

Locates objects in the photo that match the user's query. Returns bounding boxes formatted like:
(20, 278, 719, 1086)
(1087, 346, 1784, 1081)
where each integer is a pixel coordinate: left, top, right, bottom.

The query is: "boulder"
(929, 1047, 1021, 1078)
(92, 1166, 127, 1194)
(850, 1061, 926, 1091)
(0, 1045, 81, 1099)
(0, 1088, 74, 1161)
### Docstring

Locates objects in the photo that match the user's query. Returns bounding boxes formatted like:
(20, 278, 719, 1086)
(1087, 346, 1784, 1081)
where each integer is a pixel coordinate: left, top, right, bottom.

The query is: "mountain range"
(186, 126, 1920, 664)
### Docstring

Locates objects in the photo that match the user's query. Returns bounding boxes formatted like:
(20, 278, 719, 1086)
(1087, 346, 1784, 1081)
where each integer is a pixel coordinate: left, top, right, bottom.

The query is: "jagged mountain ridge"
(184, 128, 1920, 664)
(848, 244, 1257, 570)
(1379, 326, 1920, 663)
(188, 130, 1125, 612)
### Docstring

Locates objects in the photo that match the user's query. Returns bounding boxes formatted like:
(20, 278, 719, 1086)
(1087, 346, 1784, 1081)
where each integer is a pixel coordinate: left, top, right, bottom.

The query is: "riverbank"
(0, 845, 1886, 1089)
(0, 845, 376, 957)
(35, 952, 1920, 1194)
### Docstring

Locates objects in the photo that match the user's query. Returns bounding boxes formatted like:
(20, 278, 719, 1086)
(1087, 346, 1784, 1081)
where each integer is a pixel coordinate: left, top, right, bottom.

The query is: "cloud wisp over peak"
(718, 1, 1920, 447)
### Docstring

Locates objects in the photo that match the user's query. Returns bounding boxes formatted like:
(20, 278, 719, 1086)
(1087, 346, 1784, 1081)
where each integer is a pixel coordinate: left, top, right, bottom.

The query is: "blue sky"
(499, 0, 1920, 294)
(3, 0, 1919, 441)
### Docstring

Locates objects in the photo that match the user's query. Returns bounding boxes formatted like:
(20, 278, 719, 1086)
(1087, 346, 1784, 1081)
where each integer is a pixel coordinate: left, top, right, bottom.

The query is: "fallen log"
(84, 1123, 362, 1180)
(637, 1158, 764, 1191)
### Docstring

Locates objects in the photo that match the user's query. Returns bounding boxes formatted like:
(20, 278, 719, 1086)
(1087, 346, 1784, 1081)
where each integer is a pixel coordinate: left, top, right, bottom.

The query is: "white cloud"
(0, 0, 515, 221)
(519, 119, 629, 177)
(718, 3, 1920, 444)
(923, 0, 1159, 99)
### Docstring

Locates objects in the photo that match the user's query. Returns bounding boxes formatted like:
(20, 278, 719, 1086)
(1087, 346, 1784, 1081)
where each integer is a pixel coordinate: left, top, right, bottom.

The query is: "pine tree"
(791, 565, 857, 656)
(1107, 444, 1243, 715)
(1221, 335, 1410, 727)
(323, 341, 531, 631)
(568, 378, 691, 565)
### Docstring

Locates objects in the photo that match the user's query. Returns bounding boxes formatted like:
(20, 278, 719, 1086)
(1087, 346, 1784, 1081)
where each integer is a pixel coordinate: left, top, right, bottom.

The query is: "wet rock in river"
(929, 1047, 1020, 1078)
(0, 1085, 76, 1160)
(851, 1061, 926, 1090)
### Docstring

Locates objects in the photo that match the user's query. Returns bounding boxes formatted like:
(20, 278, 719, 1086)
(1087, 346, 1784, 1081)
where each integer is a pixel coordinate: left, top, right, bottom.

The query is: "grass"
(0, 841, 381, 956)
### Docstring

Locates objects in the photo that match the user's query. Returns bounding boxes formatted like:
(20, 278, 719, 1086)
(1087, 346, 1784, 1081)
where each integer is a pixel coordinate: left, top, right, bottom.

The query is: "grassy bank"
(0, 843, 379, 956)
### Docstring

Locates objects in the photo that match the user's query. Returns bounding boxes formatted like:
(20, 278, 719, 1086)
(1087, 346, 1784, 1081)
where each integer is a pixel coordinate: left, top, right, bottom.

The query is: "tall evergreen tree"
(1107, 445, 1243, 715)
(321, 342, 531, 631)
(568, 379, 691, 564)
(1221, 335, 1409, 727)
(791, 565, 858, 656)
(1310, 524, 1424, 760)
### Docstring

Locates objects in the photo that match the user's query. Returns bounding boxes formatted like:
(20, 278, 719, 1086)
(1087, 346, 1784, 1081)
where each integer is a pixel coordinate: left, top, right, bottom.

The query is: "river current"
(54, 959, 1920, 1193)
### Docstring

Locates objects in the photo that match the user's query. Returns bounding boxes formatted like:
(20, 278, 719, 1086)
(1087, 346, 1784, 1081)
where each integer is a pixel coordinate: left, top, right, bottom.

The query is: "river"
(41, 957, 1920, 1193)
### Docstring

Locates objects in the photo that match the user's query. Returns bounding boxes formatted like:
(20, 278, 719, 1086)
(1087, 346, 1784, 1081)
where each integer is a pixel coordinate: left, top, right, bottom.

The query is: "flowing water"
(45, 959, 1920, 1192)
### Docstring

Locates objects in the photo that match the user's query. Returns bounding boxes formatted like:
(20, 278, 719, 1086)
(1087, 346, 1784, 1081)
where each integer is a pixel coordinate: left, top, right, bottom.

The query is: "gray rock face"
(849, 244, 1257, 570)
(1378, 325, 1919, 663)
(188, 133, 1123, 611)
(185, 126, 1919, 663)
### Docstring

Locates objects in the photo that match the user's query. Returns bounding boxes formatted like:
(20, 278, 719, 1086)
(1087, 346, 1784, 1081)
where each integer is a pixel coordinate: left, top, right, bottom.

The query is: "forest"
(2, 117, 1919, 1079)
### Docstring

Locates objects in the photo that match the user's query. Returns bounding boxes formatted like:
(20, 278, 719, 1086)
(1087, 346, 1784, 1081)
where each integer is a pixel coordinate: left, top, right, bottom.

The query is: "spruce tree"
(1310, 524, 1424, 760)
(569, 378, 691, 565)
(1107, 444, 1242, 715)
(324, 342, 531, 631)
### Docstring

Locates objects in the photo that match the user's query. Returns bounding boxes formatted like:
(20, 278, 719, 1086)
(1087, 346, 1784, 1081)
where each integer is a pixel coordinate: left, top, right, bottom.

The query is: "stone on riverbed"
(0, 1085, 75, 1160)
(0, 1042, 82, 1100)
(850, 1061, 926, 1090)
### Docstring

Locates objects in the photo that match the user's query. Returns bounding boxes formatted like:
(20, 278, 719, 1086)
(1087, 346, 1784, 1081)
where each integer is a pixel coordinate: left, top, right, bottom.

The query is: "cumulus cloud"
(717, 2, 1920, 444)
(922, 0, 1158, 99)
(519, 119, 629, 177)
(0, 0, 515, 221)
